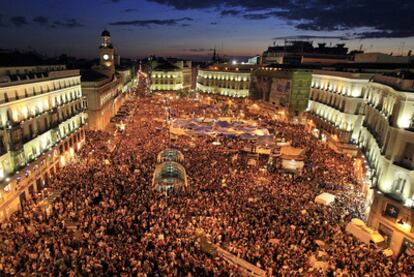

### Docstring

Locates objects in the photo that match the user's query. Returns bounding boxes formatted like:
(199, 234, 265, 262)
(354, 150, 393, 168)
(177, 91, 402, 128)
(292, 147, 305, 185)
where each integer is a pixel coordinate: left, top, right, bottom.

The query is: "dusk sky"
(0, 0, 413, 59)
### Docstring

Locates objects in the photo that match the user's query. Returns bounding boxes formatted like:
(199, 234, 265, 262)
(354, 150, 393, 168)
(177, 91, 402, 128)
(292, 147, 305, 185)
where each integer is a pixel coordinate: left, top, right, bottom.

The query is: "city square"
(0, 0, 414, 275)
(0, 89, 410, 275)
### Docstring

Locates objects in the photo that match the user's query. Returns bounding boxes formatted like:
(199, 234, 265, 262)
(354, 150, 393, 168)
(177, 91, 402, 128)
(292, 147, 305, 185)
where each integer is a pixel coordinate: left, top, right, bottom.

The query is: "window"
(4, 92, 9, 103)
(28, 124, 34, 138)
(393, 178, 406, 194)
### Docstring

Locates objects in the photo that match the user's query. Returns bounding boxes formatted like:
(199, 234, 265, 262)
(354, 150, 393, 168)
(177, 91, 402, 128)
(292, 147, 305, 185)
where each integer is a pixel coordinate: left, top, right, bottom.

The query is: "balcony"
(0, 82, 80, 105)
(363, 122, 383, 147)
(22, 133, 38, 144)
(0, 98, 82, 131)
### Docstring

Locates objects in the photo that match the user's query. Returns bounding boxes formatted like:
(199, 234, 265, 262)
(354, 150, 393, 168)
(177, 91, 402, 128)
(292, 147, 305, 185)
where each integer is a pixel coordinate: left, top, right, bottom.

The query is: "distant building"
(247, 56, 261, 65)
(262, 41, 349, 65)
(354, 53, 414, 64)
(150, 59, 192, 92)
(0, 65, 86, 219)
(197, 64, 256, 98)
(81, 30, 129, 130)
(251, 65, 312, 115)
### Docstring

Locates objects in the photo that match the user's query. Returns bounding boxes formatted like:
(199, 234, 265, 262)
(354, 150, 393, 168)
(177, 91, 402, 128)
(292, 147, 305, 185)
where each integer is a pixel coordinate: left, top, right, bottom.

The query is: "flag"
(384, 203, 400, 219)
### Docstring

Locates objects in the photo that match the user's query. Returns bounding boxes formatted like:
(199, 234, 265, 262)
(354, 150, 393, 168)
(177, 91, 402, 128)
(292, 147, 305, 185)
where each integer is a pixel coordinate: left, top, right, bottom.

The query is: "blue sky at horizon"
(0, 0, 413, 60)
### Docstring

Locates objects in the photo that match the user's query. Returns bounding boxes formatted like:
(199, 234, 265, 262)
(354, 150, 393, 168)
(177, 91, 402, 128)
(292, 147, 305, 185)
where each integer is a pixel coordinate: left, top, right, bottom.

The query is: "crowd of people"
(0, 92, 412, 276)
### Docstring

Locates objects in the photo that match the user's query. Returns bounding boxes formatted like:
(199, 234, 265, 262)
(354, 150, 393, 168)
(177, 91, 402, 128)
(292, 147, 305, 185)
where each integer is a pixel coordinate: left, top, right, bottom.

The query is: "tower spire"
(212, 46, 217, 63)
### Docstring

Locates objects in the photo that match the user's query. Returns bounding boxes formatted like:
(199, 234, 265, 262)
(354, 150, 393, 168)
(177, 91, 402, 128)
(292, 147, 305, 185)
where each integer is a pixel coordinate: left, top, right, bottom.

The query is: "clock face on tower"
(103, 54, 109, 61)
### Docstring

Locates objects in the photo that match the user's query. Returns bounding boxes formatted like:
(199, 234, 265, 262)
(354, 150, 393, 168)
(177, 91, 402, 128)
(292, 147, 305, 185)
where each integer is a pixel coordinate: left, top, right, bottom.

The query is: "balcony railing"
(0, 83, 81, 105)
(0, 97, 82, 130)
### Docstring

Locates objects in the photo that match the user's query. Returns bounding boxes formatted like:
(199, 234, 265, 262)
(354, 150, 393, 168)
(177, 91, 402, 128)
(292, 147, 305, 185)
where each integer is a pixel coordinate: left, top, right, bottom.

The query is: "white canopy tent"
(315, 192, 336, 206)
(281, 159, 304, 173)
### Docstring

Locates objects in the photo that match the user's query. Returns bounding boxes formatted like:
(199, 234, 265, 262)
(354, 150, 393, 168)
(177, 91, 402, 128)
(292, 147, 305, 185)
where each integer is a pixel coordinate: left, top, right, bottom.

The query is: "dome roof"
(101, 30, 111, 37)
(157, 148, 184, 163)
(153, 161, 186, 184)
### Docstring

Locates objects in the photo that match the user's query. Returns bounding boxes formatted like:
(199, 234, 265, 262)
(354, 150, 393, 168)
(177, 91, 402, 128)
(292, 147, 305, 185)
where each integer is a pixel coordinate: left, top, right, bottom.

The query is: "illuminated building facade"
(82, 30, 128, 130)
(151, 60, 192, 92)
(0, 65, 86, 219)
(360, 73, 414, 255)
(306, 69, 414, 255)
(307, 70, 371, 144)
(197, 64, 254, 98)
(251, 66, 312, 115)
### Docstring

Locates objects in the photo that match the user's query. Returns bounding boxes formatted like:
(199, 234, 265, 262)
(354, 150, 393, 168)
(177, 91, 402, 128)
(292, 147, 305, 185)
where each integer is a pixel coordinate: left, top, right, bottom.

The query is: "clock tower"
(98, 30, 115, 77)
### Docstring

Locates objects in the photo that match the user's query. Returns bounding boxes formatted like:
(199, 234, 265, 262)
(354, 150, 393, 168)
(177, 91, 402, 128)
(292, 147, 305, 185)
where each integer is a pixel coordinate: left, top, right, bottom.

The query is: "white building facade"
(0, 65, 87, 219)
(307, 71, 371, 143)
(307, 69, 414, 255)
(197, 65, 253, 98)
(360, 74, 414, 256)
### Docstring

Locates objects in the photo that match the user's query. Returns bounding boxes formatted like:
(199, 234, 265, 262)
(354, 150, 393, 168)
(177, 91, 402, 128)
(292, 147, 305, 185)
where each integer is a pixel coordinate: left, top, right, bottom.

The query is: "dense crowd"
(0, 93, 412, 276)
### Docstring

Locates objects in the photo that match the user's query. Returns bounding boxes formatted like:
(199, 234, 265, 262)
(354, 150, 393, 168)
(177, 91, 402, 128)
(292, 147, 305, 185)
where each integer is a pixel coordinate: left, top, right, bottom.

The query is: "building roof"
(101, 30, 111, 37)
(80, 69, 109, 82)
(154, 62, 180, 71)
(371, 72, 414, 92)
(157, 148, 184, 163)
(203, 63, 257, 72)
(153, 161, 186, 184)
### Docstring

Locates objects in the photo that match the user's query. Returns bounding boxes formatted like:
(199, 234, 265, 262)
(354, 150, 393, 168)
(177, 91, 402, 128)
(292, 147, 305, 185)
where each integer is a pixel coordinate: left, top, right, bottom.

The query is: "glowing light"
(4, 184, 11, 192)
(60, 155, 66, 167)
(383, 183, 392, 192)
(405, 198, 414, 208)
(398, 220, 411, 233)
(397, 116, 410, 129)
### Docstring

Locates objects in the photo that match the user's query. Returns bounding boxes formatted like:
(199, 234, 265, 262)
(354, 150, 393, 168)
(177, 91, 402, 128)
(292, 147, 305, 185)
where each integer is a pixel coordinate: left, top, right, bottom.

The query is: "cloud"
(0, 14, 4, 27)
(109, 17, 193, 27)
(220, 10, 241, 16)
(272, 35, 348, 40)
(210, 22, 218, 25)
(10, 16, 28, 27)
(148, 0, 414, 39)
(33, 16, 49, 25)
(146, 0, 222, 10)
(147, 0, 288, 11)
(242, 12, 278, 20)
(52, 18, 83, 28)
(123, 8, 137, 12)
